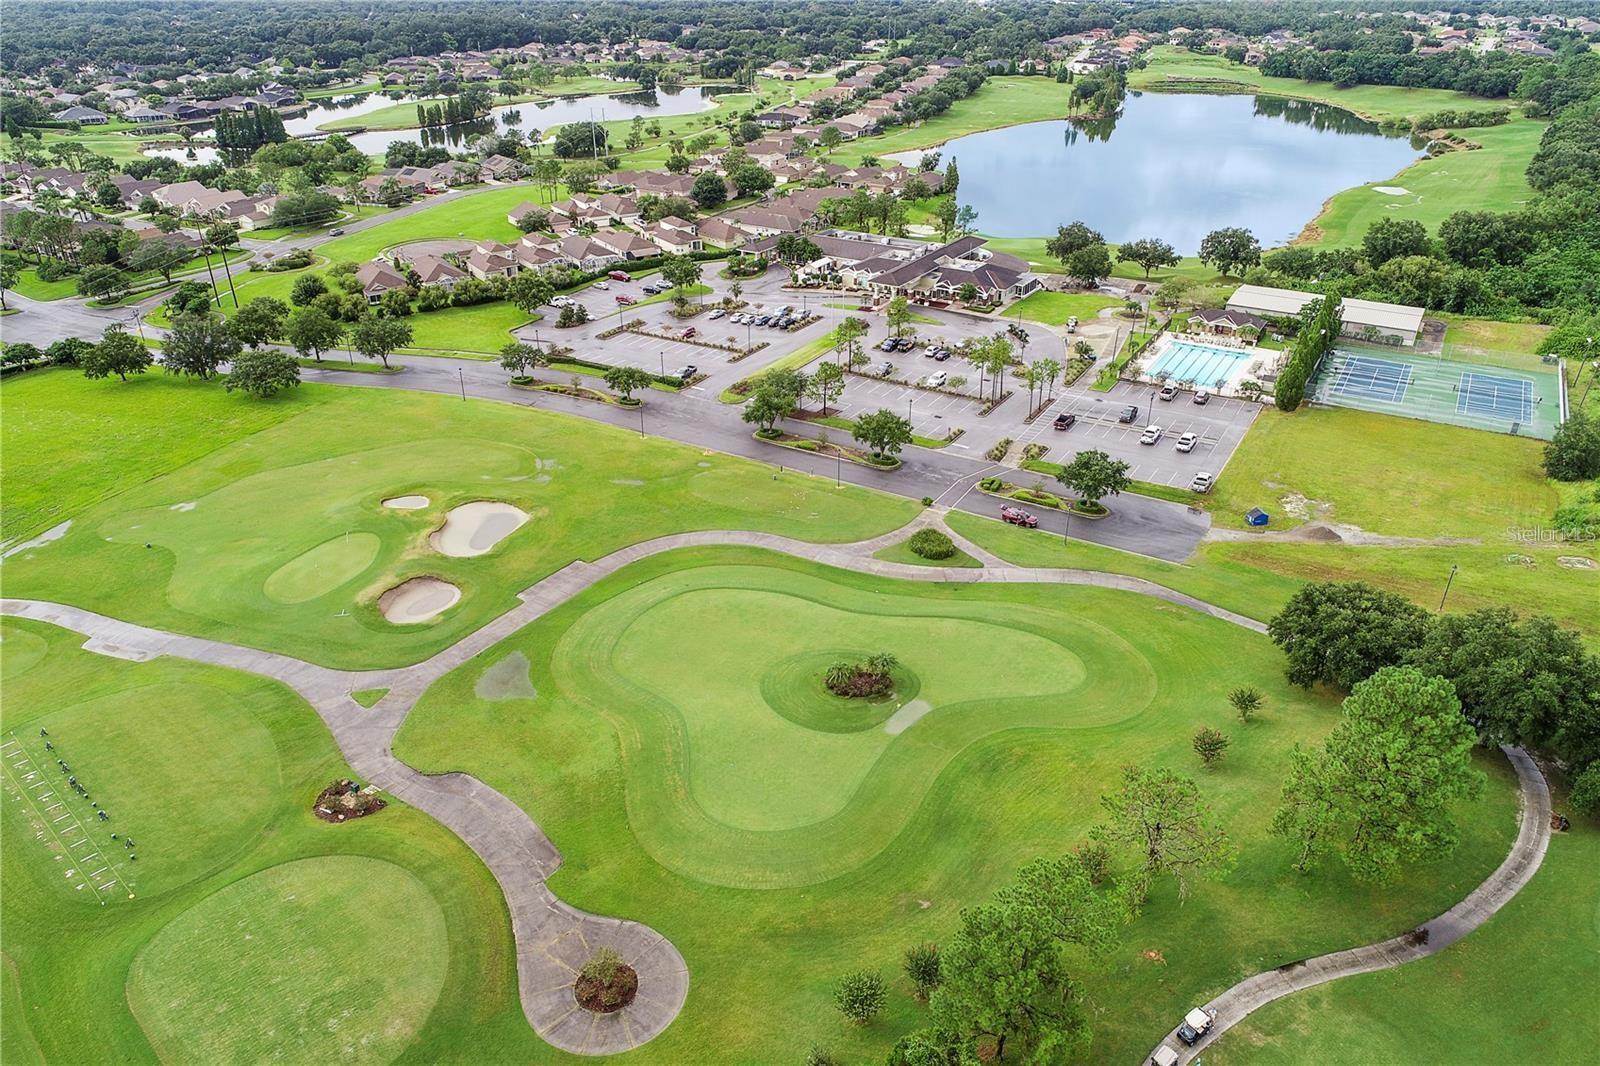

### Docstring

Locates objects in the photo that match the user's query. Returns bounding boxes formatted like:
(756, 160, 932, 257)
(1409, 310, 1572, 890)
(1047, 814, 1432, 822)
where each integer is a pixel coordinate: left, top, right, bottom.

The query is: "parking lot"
(829, 370, 985, 442)
(1015, 380, 1258, 488)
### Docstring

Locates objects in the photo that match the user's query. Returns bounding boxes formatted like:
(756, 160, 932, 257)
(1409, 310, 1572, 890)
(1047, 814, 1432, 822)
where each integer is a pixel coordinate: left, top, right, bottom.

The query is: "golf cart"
(1176, 1006, 1217, 1046)
(1150, 1046, 1180, 1066)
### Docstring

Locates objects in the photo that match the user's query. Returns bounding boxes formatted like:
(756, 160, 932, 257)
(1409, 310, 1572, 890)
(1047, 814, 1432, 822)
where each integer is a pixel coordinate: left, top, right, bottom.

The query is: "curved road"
(0, 512, 1549, 1059)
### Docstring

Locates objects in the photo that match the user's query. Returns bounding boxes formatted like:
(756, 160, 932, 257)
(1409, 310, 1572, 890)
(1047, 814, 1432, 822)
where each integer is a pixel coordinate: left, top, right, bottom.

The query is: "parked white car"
(925, 370, 948, 388)
(708, 308, 726, 319)
(1175, 432, 1198, 453)
(1190, 471, 1215, 493)
(1139, 425, 1164, 445)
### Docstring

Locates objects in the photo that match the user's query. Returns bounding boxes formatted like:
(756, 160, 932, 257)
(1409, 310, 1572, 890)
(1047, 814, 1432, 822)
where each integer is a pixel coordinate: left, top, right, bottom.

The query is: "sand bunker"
(429, 501, 528, 557)
(474, 652, 538, 701)
(379, 577, 460, 624)
(883, 699, 934, 736)
(1373, 186, 1410, 195)
(383, 494, 429, 510)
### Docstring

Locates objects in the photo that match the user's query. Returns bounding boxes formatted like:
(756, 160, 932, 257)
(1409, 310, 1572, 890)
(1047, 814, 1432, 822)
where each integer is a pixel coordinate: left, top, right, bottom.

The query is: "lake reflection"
(929, 92, 1421, 252)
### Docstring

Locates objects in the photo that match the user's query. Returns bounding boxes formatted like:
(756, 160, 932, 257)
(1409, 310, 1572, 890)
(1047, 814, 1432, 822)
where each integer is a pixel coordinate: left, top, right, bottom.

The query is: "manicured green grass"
(1209, 783, 1596, 1066)
(1131, 47, 1519, 125)
(0, 371, 323, 541)
(0, 374, 917, 667)
(945, 510, 1303, 623)
(0, 618, 519, 1064)
(1439, 313, 1553, 360)
(872, 537, 982, 568)
(402, 301, 537, 355)
(1300, 120, 1544, 246)
(1206, 406, 1558, 538)
(828, 77, 1076, 164)
(7, 269, 78, 302)
(1005, 290, 1122, 326)
(127, 856, 449, 1064)
(393, 546, 1518, 1063)
(351, 687, 390, 707)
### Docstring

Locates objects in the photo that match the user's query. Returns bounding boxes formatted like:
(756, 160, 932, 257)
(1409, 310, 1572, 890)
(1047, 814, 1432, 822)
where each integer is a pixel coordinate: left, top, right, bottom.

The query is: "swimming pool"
(1145, 339, 1255, 389)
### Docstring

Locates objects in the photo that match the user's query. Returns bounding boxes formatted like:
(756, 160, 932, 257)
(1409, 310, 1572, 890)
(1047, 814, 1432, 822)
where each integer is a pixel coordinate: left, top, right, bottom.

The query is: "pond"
(918, 92, 1422, 253)
(144, 84, 732, 164)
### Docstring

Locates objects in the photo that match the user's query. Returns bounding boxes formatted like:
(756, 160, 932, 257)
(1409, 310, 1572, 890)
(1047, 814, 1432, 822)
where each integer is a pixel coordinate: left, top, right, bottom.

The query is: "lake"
(145, 84, 730, 164)
(918, 92, 1422, 252)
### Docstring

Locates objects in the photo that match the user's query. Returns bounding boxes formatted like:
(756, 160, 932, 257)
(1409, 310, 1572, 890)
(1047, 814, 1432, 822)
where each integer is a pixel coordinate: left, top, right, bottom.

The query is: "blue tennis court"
(1325, 355, 1413, 404)
(1458, 372, 1534, 423)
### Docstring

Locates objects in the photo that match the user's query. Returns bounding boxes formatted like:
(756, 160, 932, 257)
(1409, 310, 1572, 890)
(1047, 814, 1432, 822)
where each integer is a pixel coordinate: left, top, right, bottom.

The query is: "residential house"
(479, 155, 525, 182)
(406, 253, 467, 288)
(465, 244, 519, 280)
(355, 260, 411, 304)
(56, 105, 109, 124)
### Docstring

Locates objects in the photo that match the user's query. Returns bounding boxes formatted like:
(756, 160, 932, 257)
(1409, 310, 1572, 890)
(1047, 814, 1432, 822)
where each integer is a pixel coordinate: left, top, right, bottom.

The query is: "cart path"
(1, 511, 1550, 1059)
(1148, 743, 1551, 1066)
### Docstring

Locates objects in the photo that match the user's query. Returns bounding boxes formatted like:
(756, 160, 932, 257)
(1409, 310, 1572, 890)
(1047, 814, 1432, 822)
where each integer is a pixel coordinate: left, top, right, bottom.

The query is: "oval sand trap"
(429, 501, 528, 557)
(383, 494, 429, 509)
(379, 577, 461, 623)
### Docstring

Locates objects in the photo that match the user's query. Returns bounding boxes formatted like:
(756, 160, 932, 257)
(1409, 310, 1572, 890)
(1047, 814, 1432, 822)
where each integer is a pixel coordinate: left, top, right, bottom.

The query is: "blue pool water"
(1146, 340, 1254, 388)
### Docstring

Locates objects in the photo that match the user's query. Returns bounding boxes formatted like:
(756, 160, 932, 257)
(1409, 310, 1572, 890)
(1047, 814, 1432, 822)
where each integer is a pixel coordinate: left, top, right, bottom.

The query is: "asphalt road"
(299, 354, 1212, 561)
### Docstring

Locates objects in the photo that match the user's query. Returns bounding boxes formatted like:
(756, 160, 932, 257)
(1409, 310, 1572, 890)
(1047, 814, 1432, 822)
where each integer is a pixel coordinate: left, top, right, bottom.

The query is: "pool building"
(1225, 284, 1426, 347)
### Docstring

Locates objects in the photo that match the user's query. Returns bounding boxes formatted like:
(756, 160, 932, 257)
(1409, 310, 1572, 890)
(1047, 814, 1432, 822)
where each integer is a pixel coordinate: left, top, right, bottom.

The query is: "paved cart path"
(1147, 744, 1551, 1065)
(0, 510, 1549, 1058)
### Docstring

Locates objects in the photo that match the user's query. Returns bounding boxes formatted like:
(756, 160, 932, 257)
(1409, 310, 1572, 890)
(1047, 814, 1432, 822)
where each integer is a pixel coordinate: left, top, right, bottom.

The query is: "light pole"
(458, 367, 466, 401)
(659, 351, 665, 377)
(1438, 564, 1459, 612)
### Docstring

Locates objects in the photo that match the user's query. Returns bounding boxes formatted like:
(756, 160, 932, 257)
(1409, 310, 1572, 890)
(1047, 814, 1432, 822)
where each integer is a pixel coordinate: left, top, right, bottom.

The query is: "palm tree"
(825, 661, 854, 690)
(864, 652, 898, 675)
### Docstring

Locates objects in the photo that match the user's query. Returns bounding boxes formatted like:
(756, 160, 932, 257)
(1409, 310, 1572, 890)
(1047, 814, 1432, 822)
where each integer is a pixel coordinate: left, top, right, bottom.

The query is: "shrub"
(1193, 726, 1230, 766)
(793, 439, 819, 451)
(833, 970, 886, 1024)
(921, 495, 934, 507)
(1570, 763, 1600, 818)
(1229, 686, 1264, 722)
(804, 1047, 841, 1066)
(1021, 442, 1049, 462)
(978, 476, 1004, 492)
(985, 437, 1013, 462)
(574, 947, 638, 1013)
(908, 528, 957, 560)
(1071, 839, 1113, 885)
(903, 943, 942, 1001)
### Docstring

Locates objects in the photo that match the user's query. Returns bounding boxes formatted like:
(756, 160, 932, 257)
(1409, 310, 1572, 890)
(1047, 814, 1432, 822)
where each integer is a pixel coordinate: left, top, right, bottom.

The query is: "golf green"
(1, 376, 917, 668)
(394, 547, 1521, 1062)
(126, 856, 448, 1065)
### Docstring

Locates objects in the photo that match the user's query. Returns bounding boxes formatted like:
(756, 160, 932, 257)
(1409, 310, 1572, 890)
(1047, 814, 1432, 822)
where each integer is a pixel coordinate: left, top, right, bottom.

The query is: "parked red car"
(607, 270, 631, 282)
(1000, 505, 1039, 528)
(682, 326, 697, 338)
(615, 294, 636, 305)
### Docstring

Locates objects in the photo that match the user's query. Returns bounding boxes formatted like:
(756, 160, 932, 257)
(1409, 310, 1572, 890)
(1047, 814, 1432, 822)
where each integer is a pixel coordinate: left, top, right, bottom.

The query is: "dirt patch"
(574, 963, 638, 1014)
(1279, 491, 1329, 522)
(312, 779, 387, 823)
(1503, 554, 1537, 568)
(429, 501, 529, 557)
(1557, 556, 1597, 570)
(382, 494, 429, 509)
(378, 577, 460, 623)
(474, 652, 537, 701)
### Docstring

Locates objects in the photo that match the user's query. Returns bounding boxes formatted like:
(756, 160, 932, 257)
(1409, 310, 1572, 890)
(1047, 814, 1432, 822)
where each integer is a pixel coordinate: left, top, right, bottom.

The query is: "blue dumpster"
(1245, 507, 1270, 527)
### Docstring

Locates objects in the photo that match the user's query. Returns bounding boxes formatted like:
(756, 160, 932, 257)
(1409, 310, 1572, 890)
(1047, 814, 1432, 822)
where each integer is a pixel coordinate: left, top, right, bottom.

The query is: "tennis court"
(1309, 348, 1562, 439)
